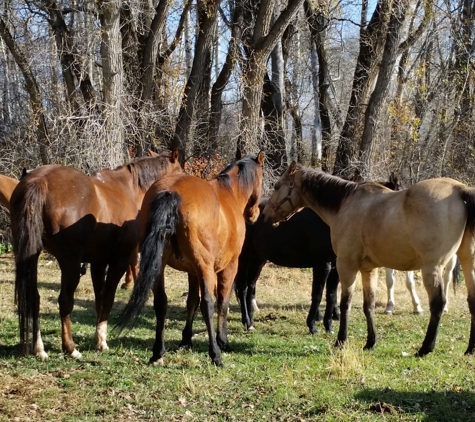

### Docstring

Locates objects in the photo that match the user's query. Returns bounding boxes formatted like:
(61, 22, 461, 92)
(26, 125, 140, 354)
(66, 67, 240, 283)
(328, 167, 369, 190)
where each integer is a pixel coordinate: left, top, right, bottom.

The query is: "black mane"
(300, 167, 358, 212)
(216, 155, 259, 191)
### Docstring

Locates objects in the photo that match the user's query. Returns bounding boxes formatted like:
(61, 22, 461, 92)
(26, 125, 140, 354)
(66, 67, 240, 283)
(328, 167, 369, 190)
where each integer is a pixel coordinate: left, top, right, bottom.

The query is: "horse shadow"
(350, 388, 475, 421)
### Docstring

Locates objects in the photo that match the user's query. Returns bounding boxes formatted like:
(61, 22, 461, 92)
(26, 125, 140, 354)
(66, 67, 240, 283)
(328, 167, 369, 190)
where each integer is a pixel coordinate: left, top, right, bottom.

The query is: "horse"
(234, 200, 339, 335)
(115, 150, 264, 366)
(262, 162, 475, 357)
(11, 149, 183, 359)
(384, 256, 460, 315)
(235, 174, 420, 335)
(0, 174, 18, 211)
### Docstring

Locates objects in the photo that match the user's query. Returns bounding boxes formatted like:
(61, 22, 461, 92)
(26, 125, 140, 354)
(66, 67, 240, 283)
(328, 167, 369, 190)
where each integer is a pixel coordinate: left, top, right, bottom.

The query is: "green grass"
(1, 253, 475, 421)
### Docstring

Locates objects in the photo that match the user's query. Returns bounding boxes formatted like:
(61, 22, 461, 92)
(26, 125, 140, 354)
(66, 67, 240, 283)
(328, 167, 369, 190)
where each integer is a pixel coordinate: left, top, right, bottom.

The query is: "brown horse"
(0, 174, 18, 211)
(262, 162, 475, 357)
(11, 150, 183, 359)
(116, 151, 264, 366)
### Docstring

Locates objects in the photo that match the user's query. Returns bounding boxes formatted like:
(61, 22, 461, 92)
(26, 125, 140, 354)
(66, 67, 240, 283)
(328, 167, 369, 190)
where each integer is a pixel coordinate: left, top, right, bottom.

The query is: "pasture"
(1, 253, 474, 421)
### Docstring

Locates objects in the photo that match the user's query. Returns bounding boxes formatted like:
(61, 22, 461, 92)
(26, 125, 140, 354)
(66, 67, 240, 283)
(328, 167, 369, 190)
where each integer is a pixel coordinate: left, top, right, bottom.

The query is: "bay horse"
(262, 162, 475, 356)
(116, 151, 264, 366)
(11, 150, 183, 359)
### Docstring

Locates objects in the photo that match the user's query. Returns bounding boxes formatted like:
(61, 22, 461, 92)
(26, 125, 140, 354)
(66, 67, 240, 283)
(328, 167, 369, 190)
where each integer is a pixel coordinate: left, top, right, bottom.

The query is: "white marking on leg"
(385, 268, 395, 314)
(95, 322, 109, 352)
(406, 271, 423, 314)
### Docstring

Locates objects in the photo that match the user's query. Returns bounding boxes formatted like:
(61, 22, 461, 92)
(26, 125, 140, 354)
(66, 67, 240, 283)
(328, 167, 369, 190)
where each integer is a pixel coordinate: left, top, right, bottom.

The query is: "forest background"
(0, 0, 474, 197)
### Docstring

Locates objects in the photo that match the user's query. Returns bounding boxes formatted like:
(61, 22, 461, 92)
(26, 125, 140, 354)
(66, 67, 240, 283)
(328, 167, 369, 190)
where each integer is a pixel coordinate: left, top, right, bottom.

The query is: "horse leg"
(361, 269, 378, 350)
(323, 265, 340, 333)
(180, 273, 200, 349)
(199, 269, 222, 366)
(306, 262, 331, 335)
(405, 271, 423, 314)
(334, 265, 358, 348)
(416, 266, 446, 357)
(57, 259, 83, 358)
(27, 252, 48, 360)
(216, 261, 239, 352)
(384, 268, 395, 314)
(442, 255, 457, 312)
(121, 246, 138, 290)
(150, 269, 167, 366)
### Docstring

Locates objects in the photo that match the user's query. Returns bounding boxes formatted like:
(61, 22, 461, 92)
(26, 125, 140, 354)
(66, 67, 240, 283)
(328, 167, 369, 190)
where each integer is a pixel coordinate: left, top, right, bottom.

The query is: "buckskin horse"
(262, 162, 475, 357)
(11, 150, 183, 359)
(116, 151, 264, 366)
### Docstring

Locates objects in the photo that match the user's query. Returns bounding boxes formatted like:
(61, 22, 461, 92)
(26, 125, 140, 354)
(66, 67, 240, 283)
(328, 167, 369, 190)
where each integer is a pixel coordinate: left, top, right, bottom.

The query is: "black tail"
(115, 191, 181, 332)
(461, 187, 475, 235)
(13, 179, 47, 353)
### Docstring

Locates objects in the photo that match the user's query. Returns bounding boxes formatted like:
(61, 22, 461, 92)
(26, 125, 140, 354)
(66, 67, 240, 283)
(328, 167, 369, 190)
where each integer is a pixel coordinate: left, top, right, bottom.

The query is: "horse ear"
(288, 161, 297, 176)
(256, 151, 264, 165)
(171, 149, 179, 163)
(235, 148, 243, 161)
(148, 149, 159, 157)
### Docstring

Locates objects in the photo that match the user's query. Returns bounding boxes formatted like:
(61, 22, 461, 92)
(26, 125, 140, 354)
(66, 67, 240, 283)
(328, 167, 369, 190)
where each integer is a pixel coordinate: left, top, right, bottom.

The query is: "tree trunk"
(359, 0, 409, 170)
(333, 0, 391, 176)
(0, 18, 49, 164)
(99, 0, 125, 167)
(172, 0, 219, 160)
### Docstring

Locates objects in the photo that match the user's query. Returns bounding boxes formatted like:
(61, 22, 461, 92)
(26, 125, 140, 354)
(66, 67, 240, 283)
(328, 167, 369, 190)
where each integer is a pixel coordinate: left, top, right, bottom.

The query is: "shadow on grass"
(353, 388, 475, 422)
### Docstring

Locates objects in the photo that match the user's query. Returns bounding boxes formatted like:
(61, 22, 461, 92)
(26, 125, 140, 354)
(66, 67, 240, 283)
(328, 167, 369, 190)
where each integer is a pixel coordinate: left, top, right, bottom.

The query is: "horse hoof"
(308, 327, 317, 335)
(415, 348, 431, 358)
(150, 357, 164, 366)
(178, 341, 192, 350)
(36, 351, 49, 361)
(384, 308, 393, 315)
(413, 309, 423, 315)
(363, 343, 375, 351)
(218, 342, 232, 352)
(247, 325, 255, 332)
(70, 349, 82, 359)
(212, 358, 224, 367)
(121, 283, 132, 290)
(334, 340, 345, 349)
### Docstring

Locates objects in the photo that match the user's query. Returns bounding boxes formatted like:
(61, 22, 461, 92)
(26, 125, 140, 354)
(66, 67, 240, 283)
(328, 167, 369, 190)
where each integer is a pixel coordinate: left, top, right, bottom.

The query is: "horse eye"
(274, 182, 280, 189)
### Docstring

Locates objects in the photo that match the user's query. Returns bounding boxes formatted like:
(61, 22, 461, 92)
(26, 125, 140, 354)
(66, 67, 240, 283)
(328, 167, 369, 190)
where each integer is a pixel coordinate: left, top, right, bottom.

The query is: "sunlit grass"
(1, 253, 474, 421)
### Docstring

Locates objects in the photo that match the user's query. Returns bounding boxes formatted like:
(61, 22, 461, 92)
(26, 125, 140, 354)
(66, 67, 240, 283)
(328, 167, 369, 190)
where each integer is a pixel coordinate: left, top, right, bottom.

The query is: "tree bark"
(359, 0, 409, 170)
(99, 0, 125, 167)
(0, 18, 49, 164)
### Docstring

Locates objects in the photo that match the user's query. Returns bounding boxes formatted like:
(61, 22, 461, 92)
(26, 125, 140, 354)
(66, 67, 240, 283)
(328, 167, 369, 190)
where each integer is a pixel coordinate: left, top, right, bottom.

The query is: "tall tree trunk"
(99, 0, 125, 167)
(333, 0, 391, 176)
(239, 0, 305, 153)
(359, 0, 409, 171)
(172, 0, 219, 160)
(0, 18, 49, 164)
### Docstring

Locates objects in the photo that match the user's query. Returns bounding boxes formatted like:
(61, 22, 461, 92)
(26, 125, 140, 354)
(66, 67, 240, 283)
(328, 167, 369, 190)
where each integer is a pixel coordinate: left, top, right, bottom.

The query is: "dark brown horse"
(263, 162, 475, 357)
(11, 150, 183, 359)
(116, 151, 264, 366)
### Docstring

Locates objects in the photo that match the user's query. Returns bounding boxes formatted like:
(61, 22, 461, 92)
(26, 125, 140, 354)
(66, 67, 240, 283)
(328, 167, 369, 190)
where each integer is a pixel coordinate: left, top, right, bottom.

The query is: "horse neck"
(214, 177, 253, 213)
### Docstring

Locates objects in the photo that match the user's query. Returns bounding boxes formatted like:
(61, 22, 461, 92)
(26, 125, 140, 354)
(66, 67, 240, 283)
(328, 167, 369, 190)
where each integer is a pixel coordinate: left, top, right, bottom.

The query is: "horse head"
(262, 161, 305, 225)
(242, 150, 265, 223)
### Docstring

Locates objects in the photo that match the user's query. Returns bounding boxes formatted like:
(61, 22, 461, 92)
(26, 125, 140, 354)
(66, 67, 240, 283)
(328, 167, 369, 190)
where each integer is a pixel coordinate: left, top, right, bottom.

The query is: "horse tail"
(115, 191, 181, 332)
(13, 178, 47, 352)
(460, 187, 475, 235)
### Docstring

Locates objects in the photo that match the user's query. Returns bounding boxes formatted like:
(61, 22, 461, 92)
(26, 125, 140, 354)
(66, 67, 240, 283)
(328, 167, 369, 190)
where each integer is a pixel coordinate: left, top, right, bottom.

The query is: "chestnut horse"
(0, 174, 18, 211)
(11, 150, 183, 359)
(116, 151, 264, 366)
(263, 162, 475, 357)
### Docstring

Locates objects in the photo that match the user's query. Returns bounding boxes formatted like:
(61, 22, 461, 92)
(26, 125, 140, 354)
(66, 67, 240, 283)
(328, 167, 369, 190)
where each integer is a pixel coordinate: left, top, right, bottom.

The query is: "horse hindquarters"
(115, 191, 181, 364)
(11, 180, 48, 359)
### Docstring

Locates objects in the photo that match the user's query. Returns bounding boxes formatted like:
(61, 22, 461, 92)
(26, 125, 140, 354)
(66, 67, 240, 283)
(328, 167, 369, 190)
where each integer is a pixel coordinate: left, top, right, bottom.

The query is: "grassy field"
(1, 253, 475, 421)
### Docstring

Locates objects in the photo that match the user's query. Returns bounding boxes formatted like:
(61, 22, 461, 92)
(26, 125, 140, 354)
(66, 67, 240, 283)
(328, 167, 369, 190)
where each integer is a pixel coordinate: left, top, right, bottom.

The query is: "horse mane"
(123, 152, 176, 191)
(216, 155, 259, 191)
(300, 167, 358, 213)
